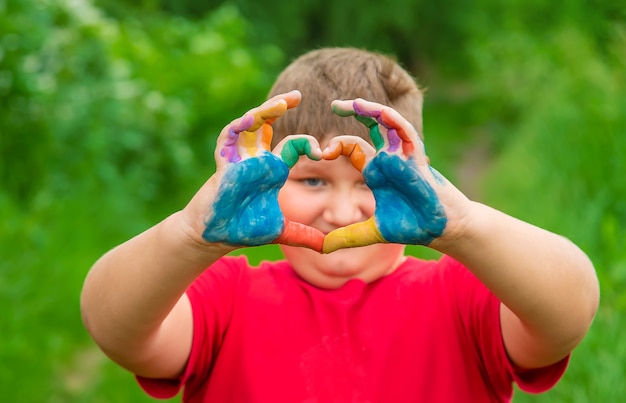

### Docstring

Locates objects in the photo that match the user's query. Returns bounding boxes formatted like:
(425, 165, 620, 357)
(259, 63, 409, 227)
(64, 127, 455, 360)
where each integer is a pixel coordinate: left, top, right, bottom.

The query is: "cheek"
(278, 185, 324, 224)
(359, 188, 377, 217)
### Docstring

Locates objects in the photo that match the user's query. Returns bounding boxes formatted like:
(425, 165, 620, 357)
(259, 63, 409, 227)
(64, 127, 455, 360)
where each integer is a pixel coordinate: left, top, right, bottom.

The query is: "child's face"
(278, 154, 406, 289)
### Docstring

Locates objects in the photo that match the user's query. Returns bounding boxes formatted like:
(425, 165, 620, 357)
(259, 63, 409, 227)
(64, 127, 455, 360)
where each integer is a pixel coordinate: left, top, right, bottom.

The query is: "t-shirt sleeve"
(136, 255, 246, 399)
(511, 356, 570, 393)
(443, 255, 569, 396)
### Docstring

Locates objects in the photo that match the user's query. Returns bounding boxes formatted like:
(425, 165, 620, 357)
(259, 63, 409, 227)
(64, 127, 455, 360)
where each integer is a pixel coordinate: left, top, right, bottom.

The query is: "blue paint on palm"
(363, 153, 447, 245)
(202, 152, 287, 245)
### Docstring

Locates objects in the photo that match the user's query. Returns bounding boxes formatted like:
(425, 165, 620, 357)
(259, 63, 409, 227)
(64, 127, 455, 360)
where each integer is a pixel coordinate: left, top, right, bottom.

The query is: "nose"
(322, 186, 371, 228)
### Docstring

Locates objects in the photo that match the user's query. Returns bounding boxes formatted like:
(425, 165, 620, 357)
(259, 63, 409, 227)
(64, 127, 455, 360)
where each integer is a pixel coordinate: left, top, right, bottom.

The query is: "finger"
(377, 107, 419, 143)
(378, 107, 426, 162)
(253, 90, 302, 127)
(218, 91, 302, 164)
(272, 135, 323, 168)
(247, 91, 301, 152)
(216, 103, 280, 165)
(273, 218, 325, 252)
(248, 100, 288, 132)
(239, 100, 287, 157)
(351, 98, 411, 157)
(322, 135, 377, 172)
(331, 99, 358, 118)
(215, 112, 256, 165)
(266, 90, 302, 112)
(331, 99, 380, 130)
(322, 217, 387, 254)
(331, 99, 385, 152)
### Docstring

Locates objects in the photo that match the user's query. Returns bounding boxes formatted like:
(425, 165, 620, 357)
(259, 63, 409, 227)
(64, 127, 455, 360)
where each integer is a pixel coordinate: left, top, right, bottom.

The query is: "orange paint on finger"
(260, 124, 273, 150)
(273, 218, 324, 252)
(284, 92, 301, 109)
(395, 125, 413, 142)
(348, 144, 366, 171)
(381, 108, 415, 157)
(402, 141, 415, 157)
(324, 142, 366, 171)
(323, 144, 342, 160)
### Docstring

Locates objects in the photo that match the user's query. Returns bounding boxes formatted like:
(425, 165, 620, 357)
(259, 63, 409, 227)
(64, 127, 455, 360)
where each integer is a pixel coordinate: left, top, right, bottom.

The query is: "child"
(81, 47, 599, 402)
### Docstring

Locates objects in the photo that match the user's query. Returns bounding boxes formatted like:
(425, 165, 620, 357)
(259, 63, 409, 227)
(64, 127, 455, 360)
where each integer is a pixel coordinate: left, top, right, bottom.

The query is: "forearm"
(80, 211, 231, 363)
(431, 202, 599, 362)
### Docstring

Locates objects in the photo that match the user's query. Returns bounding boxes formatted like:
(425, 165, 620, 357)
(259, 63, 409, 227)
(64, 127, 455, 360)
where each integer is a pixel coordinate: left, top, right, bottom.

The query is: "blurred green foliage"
(474, 20, 626, 401)
(1, 0, 281, 401)
(1, 0, 625, 401)
(1, 0, 283, 212)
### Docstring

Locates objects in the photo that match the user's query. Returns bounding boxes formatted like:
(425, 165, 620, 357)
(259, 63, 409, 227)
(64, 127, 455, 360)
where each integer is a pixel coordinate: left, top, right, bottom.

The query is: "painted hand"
(322, 98, 449, 253)
(202, 91, 326, 252)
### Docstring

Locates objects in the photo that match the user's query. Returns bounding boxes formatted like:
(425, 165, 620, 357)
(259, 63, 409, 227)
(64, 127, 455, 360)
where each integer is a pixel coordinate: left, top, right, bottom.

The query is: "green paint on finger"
(332, 104, 355, 117)
(281, 138, 320, 167)
(368, 125, 385, 151)
(353, 115, 384, 150)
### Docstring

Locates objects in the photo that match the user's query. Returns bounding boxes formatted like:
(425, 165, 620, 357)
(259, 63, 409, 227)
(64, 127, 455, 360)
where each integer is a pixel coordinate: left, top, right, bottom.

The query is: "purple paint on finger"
(353, 103, 403, 153)
(221, 128, 242, 163)
(219, 114, 255, 163)
(353, 102, 380, 119)
(387, 128, 401, 152)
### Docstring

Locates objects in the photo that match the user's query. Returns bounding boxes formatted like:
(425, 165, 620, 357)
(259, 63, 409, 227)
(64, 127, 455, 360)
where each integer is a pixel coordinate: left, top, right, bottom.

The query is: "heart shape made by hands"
(202, 135, 383, 255)
(271, 133, 447, 254)
(272, 136, 384, 254)
(203, 93, 447, 255)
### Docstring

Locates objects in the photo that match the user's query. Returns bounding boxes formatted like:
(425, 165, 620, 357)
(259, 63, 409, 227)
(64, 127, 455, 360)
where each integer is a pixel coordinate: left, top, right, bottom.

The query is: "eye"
(302, 178, 326, 187)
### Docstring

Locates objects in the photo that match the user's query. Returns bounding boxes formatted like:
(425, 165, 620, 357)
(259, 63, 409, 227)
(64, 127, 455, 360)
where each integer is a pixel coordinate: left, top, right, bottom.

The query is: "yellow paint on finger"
(322, 217, 386, 253)
(250, 103, 286, 132)
(240, 131, 258, 156)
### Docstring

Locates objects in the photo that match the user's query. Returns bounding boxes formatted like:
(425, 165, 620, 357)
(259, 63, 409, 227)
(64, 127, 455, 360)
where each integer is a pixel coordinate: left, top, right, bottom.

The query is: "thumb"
(273, 218, 325, 253)
(322, 217, 387, 254)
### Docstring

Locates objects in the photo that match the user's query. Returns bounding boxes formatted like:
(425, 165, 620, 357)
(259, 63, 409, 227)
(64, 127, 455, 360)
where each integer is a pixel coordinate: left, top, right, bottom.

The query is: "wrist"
(428, 200, 484, 255)
(163, 211, 236, 269)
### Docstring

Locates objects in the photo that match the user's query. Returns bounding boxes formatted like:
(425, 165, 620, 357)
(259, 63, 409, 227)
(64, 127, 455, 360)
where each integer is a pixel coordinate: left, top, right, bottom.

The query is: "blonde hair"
(268, 47, 424, 148)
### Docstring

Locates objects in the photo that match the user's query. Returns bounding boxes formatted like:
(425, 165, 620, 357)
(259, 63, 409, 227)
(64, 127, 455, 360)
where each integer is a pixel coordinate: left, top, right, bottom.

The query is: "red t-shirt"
(137, 255, 568, 402)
